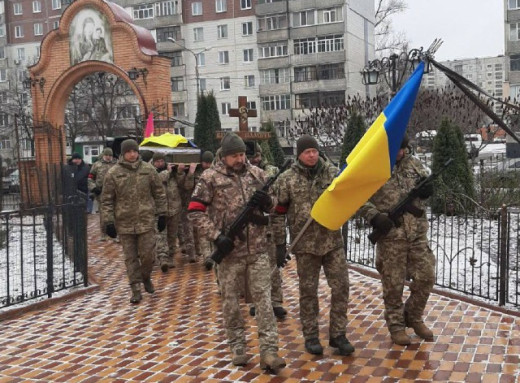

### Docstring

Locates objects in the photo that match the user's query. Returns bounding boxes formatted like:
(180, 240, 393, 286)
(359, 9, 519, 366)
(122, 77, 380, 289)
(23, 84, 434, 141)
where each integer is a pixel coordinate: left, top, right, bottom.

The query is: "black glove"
(276, 244, 290, 268)
(417, 177, 434, 199)
(370, 213, 393, 236)
(157, 215, 167, 232)
(92, 186, 102, 196)
(105, 223, 117, 238)
(213, 234, 234, 256)
(204, 257, 215, 271)
(250, 189, 272, 212)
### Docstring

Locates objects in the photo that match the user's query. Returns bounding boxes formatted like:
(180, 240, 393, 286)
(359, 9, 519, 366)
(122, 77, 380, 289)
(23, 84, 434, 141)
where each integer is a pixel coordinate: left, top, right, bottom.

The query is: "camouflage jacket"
(88, 158, 116, 191)
(257, 160, 279, 179)
(272, 158, 343, 256)
(158, 168, 188, 216)
(188, 160, 275, 258)
(358, 153, 430, 242)
(101, 158, 167, 234)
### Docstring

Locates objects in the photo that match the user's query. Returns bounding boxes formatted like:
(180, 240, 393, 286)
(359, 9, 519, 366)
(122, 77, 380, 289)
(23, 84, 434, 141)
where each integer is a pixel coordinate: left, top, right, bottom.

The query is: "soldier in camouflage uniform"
(178, 163, 197, 262)
(272, 135, 354, 356)
(152, 152, 190, 272)
(101, 139, 167, 304)
(248, 143, 286, 319)
(188, 133, 285, 372)
(359, 135, 435, 345)
(88, 147, 116, 241)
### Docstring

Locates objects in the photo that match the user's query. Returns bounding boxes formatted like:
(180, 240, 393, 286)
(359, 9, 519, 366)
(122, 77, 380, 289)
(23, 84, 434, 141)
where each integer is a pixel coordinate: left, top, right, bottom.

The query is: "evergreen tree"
(431, 118, 475, 215)
(261, 121, 286, 168)
(340, 111, 367, 166)
(194, 91, 220, 153)
(259, 140, 274, 165)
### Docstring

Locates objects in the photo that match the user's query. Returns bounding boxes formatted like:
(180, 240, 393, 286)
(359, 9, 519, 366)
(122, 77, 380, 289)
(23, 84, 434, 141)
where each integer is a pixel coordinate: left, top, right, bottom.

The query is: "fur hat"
(102, 147, 113, 156)
(220, 133, 246, 157)
(201, 151, 214, 163)
(296, 135, 319, 157)
(152, 152, 166, 162)
(120, 139, 139, 155)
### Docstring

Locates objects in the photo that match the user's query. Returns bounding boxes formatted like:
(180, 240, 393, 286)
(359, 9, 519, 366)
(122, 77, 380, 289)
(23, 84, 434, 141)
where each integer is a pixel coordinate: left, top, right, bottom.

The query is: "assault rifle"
(209, 159, 292, 265)
(368, 158, 453, 244)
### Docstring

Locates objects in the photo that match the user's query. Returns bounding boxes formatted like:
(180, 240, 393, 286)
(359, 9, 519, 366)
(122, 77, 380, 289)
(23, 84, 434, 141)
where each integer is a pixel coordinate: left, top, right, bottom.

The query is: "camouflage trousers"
(194, 226, 212, 258)
(119, 230, 156, 285)
(375, 236, 435, 333)
(178, 209, 195, 257)
(218, 252, 279, 354)
(96, 197, 105, 235)
(295, 248, 350, 340)
(249, 240, 283, 308)
(156, 214, 181, 266)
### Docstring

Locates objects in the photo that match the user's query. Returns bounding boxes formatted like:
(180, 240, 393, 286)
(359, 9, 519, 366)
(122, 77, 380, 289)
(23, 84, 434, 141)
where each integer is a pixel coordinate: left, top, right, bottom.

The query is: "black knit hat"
(201, 151, 214, 163)
(120, 139, 139, 155)
(296, 135, 319, 157)
(220, 133, 246, 156)
(71, 152, 82, 160)
(152, 152, 166, 162)
(140, 150, 154, 162)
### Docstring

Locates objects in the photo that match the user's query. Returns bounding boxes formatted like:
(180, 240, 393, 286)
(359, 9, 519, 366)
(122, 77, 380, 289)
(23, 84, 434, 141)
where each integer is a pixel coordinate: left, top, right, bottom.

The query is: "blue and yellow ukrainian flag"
(311, 61, 425, 230)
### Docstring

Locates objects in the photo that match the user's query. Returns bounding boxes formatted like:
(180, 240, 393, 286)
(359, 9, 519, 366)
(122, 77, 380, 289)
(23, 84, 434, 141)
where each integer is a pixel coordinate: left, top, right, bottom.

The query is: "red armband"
(275, 204, 288, 214)
(88, 173, 94, 179)
(188, 201, 206, 212)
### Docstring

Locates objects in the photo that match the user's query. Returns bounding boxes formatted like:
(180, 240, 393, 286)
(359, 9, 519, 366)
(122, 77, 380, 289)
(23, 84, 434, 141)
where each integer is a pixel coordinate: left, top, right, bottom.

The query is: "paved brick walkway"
(0, 215, 519, 382)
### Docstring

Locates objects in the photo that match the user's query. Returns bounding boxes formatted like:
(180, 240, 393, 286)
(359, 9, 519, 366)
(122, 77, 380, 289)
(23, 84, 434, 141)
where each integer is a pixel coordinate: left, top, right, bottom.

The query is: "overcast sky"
(391, 0, 504, 62)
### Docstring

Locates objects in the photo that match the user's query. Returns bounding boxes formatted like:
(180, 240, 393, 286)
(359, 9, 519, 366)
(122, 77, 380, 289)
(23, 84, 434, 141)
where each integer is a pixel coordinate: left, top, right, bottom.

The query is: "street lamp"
(167, 37, 212, 97)
(361, 44, 439, 97)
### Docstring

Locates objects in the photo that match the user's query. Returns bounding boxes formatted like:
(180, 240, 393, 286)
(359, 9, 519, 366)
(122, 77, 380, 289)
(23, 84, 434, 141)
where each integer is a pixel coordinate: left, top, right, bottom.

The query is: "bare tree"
(375, 0, 408, 56)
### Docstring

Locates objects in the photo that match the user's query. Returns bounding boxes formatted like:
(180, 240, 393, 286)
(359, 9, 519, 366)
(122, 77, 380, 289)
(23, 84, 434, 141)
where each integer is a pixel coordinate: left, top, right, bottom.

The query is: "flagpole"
(286, 216, 313, 257)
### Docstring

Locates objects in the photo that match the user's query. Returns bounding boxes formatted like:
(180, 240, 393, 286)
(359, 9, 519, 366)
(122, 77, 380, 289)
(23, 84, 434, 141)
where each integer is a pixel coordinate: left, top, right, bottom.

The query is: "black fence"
(0, 163, 88, 308)
(344, 207, 520, 309)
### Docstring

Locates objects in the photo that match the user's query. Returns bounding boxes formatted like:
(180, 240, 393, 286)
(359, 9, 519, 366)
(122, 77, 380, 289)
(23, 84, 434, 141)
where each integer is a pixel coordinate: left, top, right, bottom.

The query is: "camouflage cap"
(152, 152, 166, 162)
(201, 151, 214, 163)
(120, 139, 139, 155)
(220, 133, 246, 157)
(102, 147, 113, 156)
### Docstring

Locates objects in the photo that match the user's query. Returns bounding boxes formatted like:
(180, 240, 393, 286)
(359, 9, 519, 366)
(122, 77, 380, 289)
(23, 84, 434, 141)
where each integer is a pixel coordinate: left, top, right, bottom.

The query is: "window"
(0, 114, 8, 126)
(294, 66, 317, 82)
(199, 78, 206, 91)
(32, 0, 41, 12)
(258, 14, 287, 31)
(34, 23, 43, 36)
(196, 52, 205, 66)
(221, 102, 231, 115)
(220, 77, 230, 90)
(133, 4, 154, 19)
(260, 68, 290, 84)
(247, 101, 256, 110)
(317, 34, 344, 52)
(171, 76, 184, 91)
(217, 24, 228, 39)
(261, 95, 290, 110)
(242, 22, 253, 36)
(52, 0, 61, 10)
(17, 47, 25, 60)
(15, 26, 24, 38)
(0, 47, 4, 59)
(0, 138, 10, 150)
(0, 69, 6, 82)
(322, 9, 339, 23)
(192, 2, 202, 15)
(295, 93, 318, 108)
(173, 102, 185, 116)
(156, 1, 177, 16)
(216, 0, 226, 12)
(13, 3, 22, 14)
(36, 46, 40, 58)
(0, 25, 4, 36)
(218, 51, 229, 64)
(295, 91, 344, 108)
(156, 26, 181, 42)
(194, 27, 204, 41)
(511, 55, 520, 71)
(53, 21, 59, 29)
(275, 120, 290, 138)
(258, 44, 288, 59)
(495, 72, 503, 80)
(294, 10, 315, 27)
(118, 105, 139, 119)
(241, 0, 251, 9)
(161, 51, 182, 66)
(243, 49, 253, 62)
(511, 23, 520, 41)
(319, 63, 344, 80)
(294, 38, 316, 55)
(244, 75, 255, 87)
(510, 0, 520, 9)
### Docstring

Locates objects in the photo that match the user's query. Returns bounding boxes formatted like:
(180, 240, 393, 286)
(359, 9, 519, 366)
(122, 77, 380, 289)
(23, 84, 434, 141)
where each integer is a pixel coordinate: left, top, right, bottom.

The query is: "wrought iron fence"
(344, 207, 520, 309)
(0, 162, 88, 308)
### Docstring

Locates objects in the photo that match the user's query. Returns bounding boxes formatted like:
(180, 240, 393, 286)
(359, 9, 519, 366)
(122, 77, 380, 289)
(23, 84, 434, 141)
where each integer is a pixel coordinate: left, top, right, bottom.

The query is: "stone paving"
(0, 215, 519, 382)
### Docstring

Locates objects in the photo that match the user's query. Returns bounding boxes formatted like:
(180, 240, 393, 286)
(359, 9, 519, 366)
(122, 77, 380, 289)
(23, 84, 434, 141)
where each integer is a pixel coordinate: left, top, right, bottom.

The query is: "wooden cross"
(229, 96, 257, 133)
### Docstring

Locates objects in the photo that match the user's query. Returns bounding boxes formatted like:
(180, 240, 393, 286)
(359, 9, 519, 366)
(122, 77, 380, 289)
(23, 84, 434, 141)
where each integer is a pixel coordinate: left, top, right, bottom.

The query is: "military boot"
(188, 253, 197, 263)
(143, 278, 155, 294)
(329, 335, 355, 356)
(405, 313, 434, 340)
(130, 284, 142, 304)
(304, 338, 323, 355)
(160, 263, 169, 273)
(260, 352, 286, 372)
(390, 330, 411, 345)
(249, 306, 256, 317)
(273, 306, 287, 319)
(231, 346, 249, 366)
